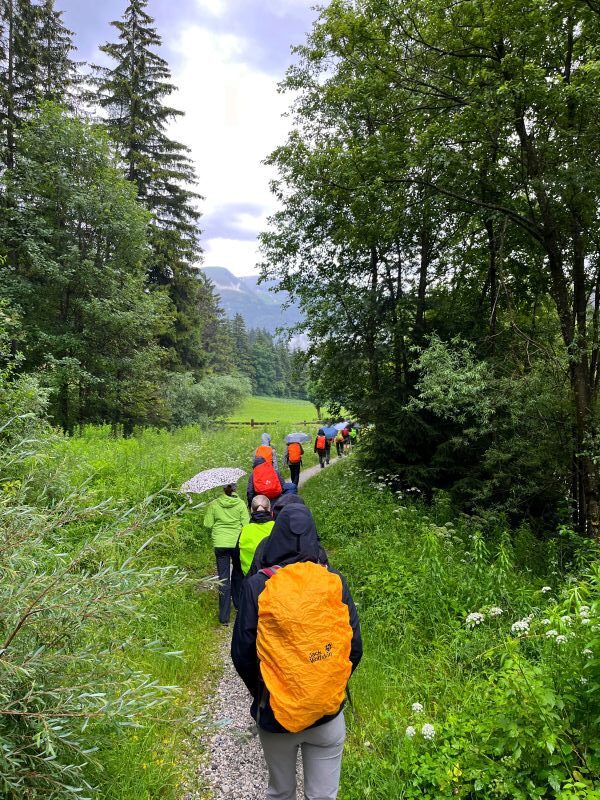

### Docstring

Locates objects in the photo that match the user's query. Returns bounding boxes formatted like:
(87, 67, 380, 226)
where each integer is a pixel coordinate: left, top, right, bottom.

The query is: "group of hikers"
(202, 431, 362, 800)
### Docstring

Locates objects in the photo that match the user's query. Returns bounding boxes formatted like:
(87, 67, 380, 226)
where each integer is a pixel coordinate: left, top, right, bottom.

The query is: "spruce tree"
(0, 0, 75, 168)
(96, 0, 207, 372)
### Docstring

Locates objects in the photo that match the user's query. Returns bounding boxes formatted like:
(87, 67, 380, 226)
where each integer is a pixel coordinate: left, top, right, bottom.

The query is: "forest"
(1, 0, 599, 798)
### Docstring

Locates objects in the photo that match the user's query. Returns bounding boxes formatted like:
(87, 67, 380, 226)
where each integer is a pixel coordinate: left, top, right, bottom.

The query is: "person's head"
(251, 494, 271, 514)
(272, 492, 305, 519)
(318, 428, 325, 435)
(224, 483, 237, 496)
(261, 504, 322, 567)
(261, 432, 271, 446)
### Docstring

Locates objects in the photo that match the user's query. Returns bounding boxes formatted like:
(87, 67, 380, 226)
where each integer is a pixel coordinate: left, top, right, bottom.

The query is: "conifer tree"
(96, 0, 207, 372)
(0, 0, 75, 168)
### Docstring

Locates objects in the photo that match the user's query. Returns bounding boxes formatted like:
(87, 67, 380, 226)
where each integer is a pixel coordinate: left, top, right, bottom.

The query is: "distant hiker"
(349, 426, 358, 447)
(203, 483, 249, 625)
(314, 428, 328, 469)
(334, 430, 344, 458)
(284, 440, 304, 486)
(237, 495, 275, 576)
(232, 504, 362, 800)
(255, 433, 279, 472)
(247, 456, 283, 509)
(342, 426, 351, 453)
(325, 432, 333, 464)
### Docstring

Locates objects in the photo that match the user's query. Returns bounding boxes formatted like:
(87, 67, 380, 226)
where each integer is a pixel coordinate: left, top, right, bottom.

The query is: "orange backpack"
(255, 445, 273, 464)
(287, 442, 302, 464)
(257, 561, 353, 733)
(316, 435, 326, 449)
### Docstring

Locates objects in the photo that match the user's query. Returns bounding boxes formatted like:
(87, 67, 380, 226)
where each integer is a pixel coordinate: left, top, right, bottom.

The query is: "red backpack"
(253, 461, 282, 500)
(316, 435, 326, 449)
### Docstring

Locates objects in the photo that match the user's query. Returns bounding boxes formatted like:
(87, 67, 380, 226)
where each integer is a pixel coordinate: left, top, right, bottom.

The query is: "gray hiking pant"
(258, 712, 346, 800)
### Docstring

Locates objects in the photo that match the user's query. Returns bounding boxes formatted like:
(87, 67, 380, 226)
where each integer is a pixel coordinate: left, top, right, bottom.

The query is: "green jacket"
(238, 519, 275, 575)
(203, 494, 249, 548)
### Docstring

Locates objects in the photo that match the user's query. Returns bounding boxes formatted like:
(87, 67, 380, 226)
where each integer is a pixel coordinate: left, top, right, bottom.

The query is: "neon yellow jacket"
(239, 519, 275, 574)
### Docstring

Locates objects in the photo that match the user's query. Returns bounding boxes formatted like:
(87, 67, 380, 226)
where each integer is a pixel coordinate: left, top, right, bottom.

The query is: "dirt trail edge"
(193, 456, 342, 800)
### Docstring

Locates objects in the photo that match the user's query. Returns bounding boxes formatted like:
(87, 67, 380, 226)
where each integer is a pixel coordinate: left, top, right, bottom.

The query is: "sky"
(58, 0, 319, 276)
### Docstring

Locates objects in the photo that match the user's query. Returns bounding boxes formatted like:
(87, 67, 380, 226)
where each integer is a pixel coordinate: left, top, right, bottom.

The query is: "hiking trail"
(189, 457, 341, 800)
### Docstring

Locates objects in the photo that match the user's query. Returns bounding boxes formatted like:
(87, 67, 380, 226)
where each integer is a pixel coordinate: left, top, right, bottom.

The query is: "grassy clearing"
(226, 395, 319, 425)
(301, 459, 599, 800)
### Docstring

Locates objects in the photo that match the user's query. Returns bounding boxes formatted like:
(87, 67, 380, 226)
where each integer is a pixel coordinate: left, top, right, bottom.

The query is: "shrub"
(164, 372, 251, 427)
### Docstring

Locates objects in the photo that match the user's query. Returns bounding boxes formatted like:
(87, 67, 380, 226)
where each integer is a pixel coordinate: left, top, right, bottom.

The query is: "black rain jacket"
(231, 504, 362, 733)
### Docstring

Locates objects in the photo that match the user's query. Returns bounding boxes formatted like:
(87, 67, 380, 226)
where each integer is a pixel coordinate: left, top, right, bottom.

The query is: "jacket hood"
(252, 456, 267, 468)
(260, 504, 321, 567)
(318, 428, 325, 435)
(272, 493, 305, 518)
(250, 509, 273, 524)
(216, 493, 242, 508)
(261, 433, 271, 446)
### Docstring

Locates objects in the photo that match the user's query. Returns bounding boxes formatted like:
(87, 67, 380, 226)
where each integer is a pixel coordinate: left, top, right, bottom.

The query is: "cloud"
(195, 0, 227, 16)
(170, 24, 293, 275)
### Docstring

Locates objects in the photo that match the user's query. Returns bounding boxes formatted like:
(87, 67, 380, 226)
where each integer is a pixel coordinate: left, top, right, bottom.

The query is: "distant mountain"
(202, 267, 303, 335)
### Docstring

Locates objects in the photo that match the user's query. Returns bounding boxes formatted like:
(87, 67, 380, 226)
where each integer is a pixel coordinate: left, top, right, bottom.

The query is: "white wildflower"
(580, 605, 590, 614)
(511, 618, 530, 635)
(465, 612, 485, 628)
(555, 635, 568, 644)
(489, 607, 503, 617)
(546, 629, 559, 638)
(583, 648, 593, 658)
(560, 615, 572, 626)
(541, 586, 552, 593)
(405, 726, 416, 738)
(411, 702, 424, 713)
(581, 618, 590, 625)
(541, 619, 551, 625)
(421, 723, 435, 740)
(580, 677, 588, 685)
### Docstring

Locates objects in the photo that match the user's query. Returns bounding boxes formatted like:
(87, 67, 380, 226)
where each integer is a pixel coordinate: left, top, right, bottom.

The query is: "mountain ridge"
(201, 266, 303, 335)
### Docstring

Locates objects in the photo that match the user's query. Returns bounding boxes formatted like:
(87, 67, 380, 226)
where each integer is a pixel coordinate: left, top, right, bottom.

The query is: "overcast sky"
(58, 0, 319, 276)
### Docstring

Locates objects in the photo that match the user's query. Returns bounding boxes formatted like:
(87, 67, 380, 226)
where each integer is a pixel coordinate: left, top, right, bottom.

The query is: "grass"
(39, 396, 325, 798)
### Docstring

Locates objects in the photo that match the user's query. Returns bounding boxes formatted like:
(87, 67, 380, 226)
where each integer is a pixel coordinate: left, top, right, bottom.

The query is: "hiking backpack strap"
(259, 565, 282, 578)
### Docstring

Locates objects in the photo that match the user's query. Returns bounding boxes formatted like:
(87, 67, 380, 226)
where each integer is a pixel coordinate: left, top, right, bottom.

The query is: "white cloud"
(195, 0, 227, 17)
(169, 24, 292, 276)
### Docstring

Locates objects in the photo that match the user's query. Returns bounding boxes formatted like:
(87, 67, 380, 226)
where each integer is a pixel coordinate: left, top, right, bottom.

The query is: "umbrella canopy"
(181, 467, 246, 495)
(285, 432, 312, 444)
(334, 421, 351, 431)
(321, 425, 338, 439)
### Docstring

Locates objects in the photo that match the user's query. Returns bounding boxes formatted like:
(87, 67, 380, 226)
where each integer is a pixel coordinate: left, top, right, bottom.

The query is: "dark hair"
(224, 484, 236, 496)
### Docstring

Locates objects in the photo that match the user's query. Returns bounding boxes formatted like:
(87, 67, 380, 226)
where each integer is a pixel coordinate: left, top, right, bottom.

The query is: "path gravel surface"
(196, 456, 342, 800)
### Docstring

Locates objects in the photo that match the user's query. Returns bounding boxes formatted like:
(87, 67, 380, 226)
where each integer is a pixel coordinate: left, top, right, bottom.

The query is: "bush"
(164, 372, 251, 427)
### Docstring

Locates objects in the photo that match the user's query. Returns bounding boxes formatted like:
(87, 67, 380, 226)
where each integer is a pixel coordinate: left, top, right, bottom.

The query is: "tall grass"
(302, 462, 599, 800)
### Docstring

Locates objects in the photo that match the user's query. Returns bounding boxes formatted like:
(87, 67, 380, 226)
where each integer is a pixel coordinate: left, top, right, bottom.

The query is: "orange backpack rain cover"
(257, 561, 353, 733)
(255, 445, 273, 464)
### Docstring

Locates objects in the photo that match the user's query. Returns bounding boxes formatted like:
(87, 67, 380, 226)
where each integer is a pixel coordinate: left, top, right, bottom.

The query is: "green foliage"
(164, 372, 251, 427)
(302, 462, 600, 799)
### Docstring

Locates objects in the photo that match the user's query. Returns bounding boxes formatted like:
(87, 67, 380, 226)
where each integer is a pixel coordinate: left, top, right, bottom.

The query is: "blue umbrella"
(322, 425, 338, 439)
(334, 421, 351, 431)
(285, 432, 312, 444)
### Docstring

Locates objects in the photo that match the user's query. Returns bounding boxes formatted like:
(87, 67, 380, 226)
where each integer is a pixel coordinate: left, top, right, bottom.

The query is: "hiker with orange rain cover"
(247, 456, 284, 509)
(232, 504, 362, 800)
(314, 428, 328, 469)
(255, 432, 279, 472)
(284, 440, 304, 486)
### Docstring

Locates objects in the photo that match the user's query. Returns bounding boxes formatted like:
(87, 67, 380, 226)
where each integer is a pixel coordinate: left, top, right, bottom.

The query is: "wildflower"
(581, 618, 590, 625)
(560, 615, 572, 626)
(421, 723, 435, 740)
(555, 635, 567, 644)
(465, 612, 485, 628)
(541, 586, 552, 593)
(541, 619, 551, 625)
(580, 677, 588, 685)
(583, 648, 593, 658)
(411, 702, 424, 713)
(364, 740, 372, 748)
(546, 629, 559, 638)
(489, 607, 503, 617)
(511, 618, 530, 635)
(405, 726, 416, 738)
(580, 605, 590, 614)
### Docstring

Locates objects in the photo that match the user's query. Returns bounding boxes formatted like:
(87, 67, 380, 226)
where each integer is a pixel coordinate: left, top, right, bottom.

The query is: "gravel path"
(197, 456, 342, 800)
